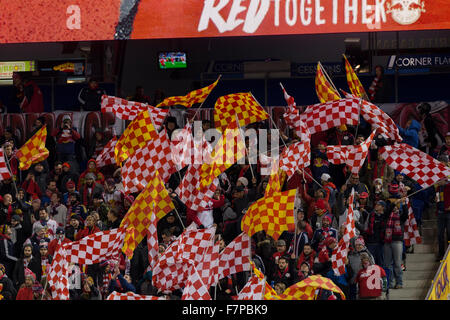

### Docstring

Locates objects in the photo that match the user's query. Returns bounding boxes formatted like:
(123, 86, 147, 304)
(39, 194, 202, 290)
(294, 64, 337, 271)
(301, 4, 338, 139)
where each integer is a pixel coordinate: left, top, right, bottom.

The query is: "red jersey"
(356, 265, 386, 298)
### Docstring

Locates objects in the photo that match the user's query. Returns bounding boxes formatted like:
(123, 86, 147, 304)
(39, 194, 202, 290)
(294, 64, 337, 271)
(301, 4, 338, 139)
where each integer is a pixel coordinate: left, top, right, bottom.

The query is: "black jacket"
(0, 275, 17, 300)
(78, 87, 106, 111)
(12, 256, 42, 289)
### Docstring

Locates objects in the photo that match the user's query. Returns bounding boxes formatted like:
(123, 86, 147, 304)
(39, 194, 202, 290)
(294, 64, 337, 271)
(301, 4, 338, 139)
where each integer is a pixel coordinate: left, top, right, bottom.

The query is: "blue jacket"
(398, 119, 421, 148)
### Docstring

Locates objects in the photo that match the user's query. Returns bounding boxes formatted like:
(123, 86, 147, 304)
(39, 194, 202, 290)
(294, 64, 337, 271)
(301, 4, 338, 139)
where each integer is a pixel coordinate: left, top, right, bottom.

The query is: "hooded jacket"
(398, 119, 421, 149)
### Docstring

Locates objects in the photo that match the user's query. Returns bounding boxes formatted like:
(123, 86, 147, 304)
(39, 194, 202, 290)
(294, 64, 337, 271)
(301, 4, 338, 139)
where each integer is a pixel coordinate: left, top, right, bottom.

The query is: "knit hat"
(359, 192, 369, 199)
(85, 172, 96, 180)
(324, 236, 337, 247)
(318, 141, 327, 147)
(355, 237, 365, 247)
(66, 180, 75, 188)
(322, 215, 332, 224)
(62, 114, 72, 123)
(39, 239, 49, 249)
(25, 268, 36, 281)
(388, 183, 399, 194)
(315, 199, 326, 210)
(237, 177, 249, 187)
(62, 162, 71, 169)
(339, 124, 347, 131)
(320, 173, 331, 182)
(276, 240, 286, 247)
(11, 215, 21, 222)
(56, 227, 65, 235)
(0, 263, 5, 274)
(446, 132, 450, 137)
(376, 200, 387, 208)
(32, 197, 41, 204)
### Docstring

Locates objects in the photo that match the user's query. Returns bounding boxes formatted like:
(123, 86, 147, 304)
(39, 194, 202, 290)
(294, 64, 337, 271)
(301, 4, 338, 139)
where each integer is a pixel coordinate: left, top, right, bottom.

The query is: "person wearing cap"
(0, 263, 17, 300)
(10, 213, 32, 257)
(60, 163, 80, 195)
(32, 207, 58, 241)
(311, 215, 337, 252)
(67, 192, 88, 221)
(38, 239, 52, 279)
(0, 225, 18, 276)
(63, 180, 79, 205)
(15, 268, 36, 300)
(347, 236, 375, 300)
(78, 159, 105, 190)
(47, 226, 71, 257)
(52, 114, 81, 163)
(12, 244, 41, 289)
(355, 252, 387, 300)
(65, 214, 84, 241)
(313, 236, 339, 276)
(321, 173, 337, 209)
(271, 240, 287, 266)
(79, 172, 104, 209)
(298, 187, 331, 224)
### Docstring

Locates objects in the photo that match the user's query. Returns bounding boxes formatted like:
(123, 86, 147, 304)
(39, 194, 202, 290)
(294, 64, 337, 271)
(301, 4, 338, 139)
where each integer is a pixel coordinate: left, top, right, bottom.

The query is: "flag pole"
(318, 61, 342, 98)
(234, 114, 255, 180)
(354, 97, 363, 139)
(191, 74, 222, 123)
(342, 54, 370, 101)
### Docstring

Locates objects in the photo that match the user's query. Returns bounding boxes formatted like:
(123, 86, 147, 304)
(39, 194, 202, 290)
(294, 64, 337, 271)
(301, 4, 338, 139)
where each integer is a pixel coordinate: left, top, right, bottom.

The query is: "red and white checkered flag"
(122, 128, 176, 193)
(176, 164, 219, 211)
(0, 148, 12, 181)
(404, 199, 422, 247)
(279, 140, 311, 178)
(176, 225, 216, 265)
(101, 95, 168, 127)
(237, 274, 265, 300)
(182, 265, 212, 300)
(95, 136, 117, 168)
(379, 143, 450, 189)
(62, 228, 127, 265)
(280, 83, 296, 109)
(341, 90, 402, 142)
(299, 98, 360, 135)
(197, 242, 220, 287)
(147, 209, 159, 271)
(47, 243, 70, 300)
(106, 291, 166, 300)
(327, 130, 377, 175)
(218, 233, 251, 280)
(331, 189, 356, 276)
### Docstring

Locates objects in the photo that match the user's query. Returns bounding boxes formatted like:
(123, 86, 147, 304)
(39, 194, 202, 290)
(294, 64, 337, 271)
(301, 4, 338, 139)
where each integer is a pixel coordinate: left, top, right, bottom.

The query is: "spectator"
(269, 255, 297, 287)
(13, 244, 41, 289)
(78, 78, 106, 111)
(0, 263, 17, 300)
(397, 117, 421, 149)
(296, 243, 316, 275)
(297, 261, 312, 281)
(311, 216, 337, 252)
(16, 73, 44, 113)
(15, 268, 36, 300)
(355, 252, 387, 300)
(313, 236, 337, 276)
(437, 132, 450, 157)
(67, 192, 88, 221)
(102, 178, 123, 212)
(365, 200, 387, 267)
(79, 173, 104, 210)
(88, 129, 108, 160)
(79, 159, 105, 190)
(0, 193, 13, 225)
(311, 141, 330, 184)
(368, 65, 391, 103)
(157, 212, 183, 241)
(321, 173, 337, 209)
(47, 227, 71, 257)
(47, 161, 64, 192)
(60, 164, 80, 195)
(287, 220, 309, 259)
(348, 237, 375, 300)
(108, 263, 136, 295)
(0, 224, 18, 276)
(417, 102, 443, 154)
(10, 214, 32, 257)
(32, 207, 58, 240)
(130, 85, 151, 104)
(65, 215, 84, 241)
(53, 115, 81, 163)
(75, 215, 100, 241)
(46, 192, 67, 228)
(38, 240, 52, 279)
(106, 208, 122, 230)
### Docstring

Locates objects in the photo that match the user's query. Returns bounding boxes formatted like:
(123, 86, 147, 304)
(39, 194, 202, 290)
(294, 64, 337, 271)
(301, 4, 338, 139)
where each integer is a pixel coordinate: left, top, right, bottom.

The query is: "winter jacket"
(0, 235, 18, 275)
(108, 274, 136, 294)
(78, 86, 106, 111)
(12, 256, 42, 289)
(397, 119, 421, 149)
(0, 274, 17, 300)
(16, 285, 34, 300)
(75, 226, 101, 241)
(348, 247, 375, 284)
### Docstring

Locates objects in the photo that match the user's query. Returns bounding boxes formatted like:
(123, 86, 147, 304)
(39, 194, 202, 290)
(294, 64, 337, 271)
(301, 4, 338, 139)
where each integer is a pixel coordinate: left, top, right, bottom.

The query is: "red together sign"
(0, 0, 449, 43)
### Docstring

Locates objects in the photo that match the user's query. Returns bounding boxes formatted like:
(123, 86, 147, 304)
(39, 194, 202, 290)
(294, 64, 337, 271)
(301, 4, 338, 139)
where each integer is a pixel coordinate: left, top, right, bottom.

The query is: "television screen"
(159, 52, 187, 69)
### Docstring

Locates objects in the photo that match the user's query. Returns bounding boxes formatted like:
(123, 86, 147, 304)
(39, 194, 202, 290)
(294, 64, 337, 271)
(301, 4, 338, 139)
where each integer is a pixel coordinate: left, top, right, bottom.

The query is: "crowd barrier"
(426, 244, 450, 300)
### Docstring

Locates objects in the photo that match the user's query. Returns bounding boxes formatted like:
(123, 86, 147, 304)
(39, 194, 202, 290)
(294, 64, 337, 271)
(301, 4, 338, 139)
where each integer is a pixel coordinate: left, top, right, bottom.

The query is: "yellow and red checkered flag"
(214, 93, 269, 133)
(278, 275, 346, 300)
(122, 227, 137, 260)
(156, 78, 219, 108)
(343, 55, 368, 100)
(250, 261, 281, 300)
(114, 109, 158, 165)
(16, 125, 49, 170)
(265, 158, 281, 197)
(315, 63, 340, 103)
(241, 189, 296, 241)
(120, 170, 174, 258)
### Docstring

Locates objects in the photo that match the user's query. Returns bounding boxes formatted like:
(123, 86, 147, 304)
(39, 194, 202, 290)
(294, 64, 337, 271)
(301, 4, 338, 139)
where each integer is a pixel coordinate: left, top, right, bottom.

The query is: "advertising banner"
(0, 1, 449, 43)
(427, 248, 450, 300)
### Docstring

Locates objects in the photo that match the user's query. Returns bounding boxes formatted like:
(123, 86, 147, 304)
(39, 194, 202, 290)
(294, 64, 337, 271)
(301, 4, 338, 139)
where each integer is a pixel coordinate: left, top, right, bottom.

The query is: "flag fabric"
(0, 148, 12, 181)
(121, 128, 175, 193)
(343, 55, 368, 99)
(404, 199, 422, 247)
(62, 228, 127, 265)
(95, 136, 117, 168)
(101, 95, 169, 126)
(237, 274, 265, 300)
(214, 92, 269, 133)
(315, 63, 340, 103)
(197, 242, 220, 287)
(298, 98, 360, 135)
(182, 266, 212, 300)
(379, 143, 450, 189)
(47, 243, 70, 300)
(250, 261, 280, 300)
(278, 275, 346, 300)
(241, 190, 296, 241)
(156, 78, 219, 108)
(106, 291, 166, 300)
(218, 233, 251, 280)
(326, 130, 377, 175)
(341, 90, 402, 142)
(120, 170, 174, 258)
(176, 164, 219, 212)
(16, 125, 49, 170)
(331, 189, 356, 276)
(280, 83, 296, 109)
(176, 226, 216, 266)
(114, 109, 158, 165)
(279, 140, 311, 178)
(265, 158, 281, 197)
(146, 209, 159, 271)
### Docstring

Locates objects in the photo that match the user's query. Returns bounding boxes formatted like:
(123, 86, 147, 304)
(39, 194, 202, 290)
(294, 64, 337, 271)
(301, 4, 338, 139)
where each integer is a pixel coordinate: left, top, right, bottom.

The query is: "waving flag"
(106, 291, 166, 300)
(315, 63, 340, 103)
(16, 125, 49, 170)
(182, 266, 212, 300)
(101, 95, 169, 126)
(0, 148, 12, 181)
(214, 92, 269, 133)
(157, 78, 219, 108)
(197, 242, 220, 287)
(278, 275, 346, 300)
(343, 55, 368, 99)
(326, 130, 377, 175)
(120, 170, 174, 258)
(146, 209, 159, 271)
(114, 109, 158, 165)
(279, 140, 311, 178)
(47, 244, 70, 300)
(121, 128, 175, 193)
(379, 143, 450, 189)
(237, 274, 265, 300)
(176, 226, 216, 265)
(331, 189, 356, 276)
(241, 189, 296, 241)
(251, 261, 280, 300)
(217, 233, 251, 280)
(95, 136, 117, 168)
(404, 198, 422, 247)
(265, 158, 281, 196)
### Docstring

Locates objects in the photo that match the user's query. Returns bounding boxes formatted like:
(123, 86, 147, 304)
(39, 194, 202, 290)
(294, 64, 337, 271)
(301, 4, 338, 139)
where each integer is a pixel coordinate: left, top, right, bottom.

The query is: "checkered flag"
(331, 189, 356, 276)
(182, 265, 212, 300)
(176, 225, 216, 265)
(315, 63, 340, 103)
(101, 95, 168, 127)
(62, 228, 127, 265)
(196, 242, 220, 287)
(95, 136, 117, 168)
(218, 233, 251, 280)
(147, 209, 159, 271)
(122, 128, 176, 193)
(47, 243, 70, 300)
(16, 125, 49, 170)
(327, 130, 377, 174)
(379, 143, 450, 189)
(106, 291, 166, 300)
(404, 199, 422, 246)
(0, 148, 12, 181)
(279, 140, 311, 178)
(237, 274, 265, 300)
(299, 98, 360, 135)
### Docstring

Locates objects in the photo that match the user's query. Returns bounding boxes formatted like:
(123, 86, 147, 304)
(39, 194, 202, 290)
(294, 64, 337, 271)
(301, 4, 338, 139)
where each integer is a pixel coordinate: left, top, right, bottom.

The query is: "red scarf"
(372, 161, 387, 182)
(385, 209, 402, 243)
(368, 76, 380, 101)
